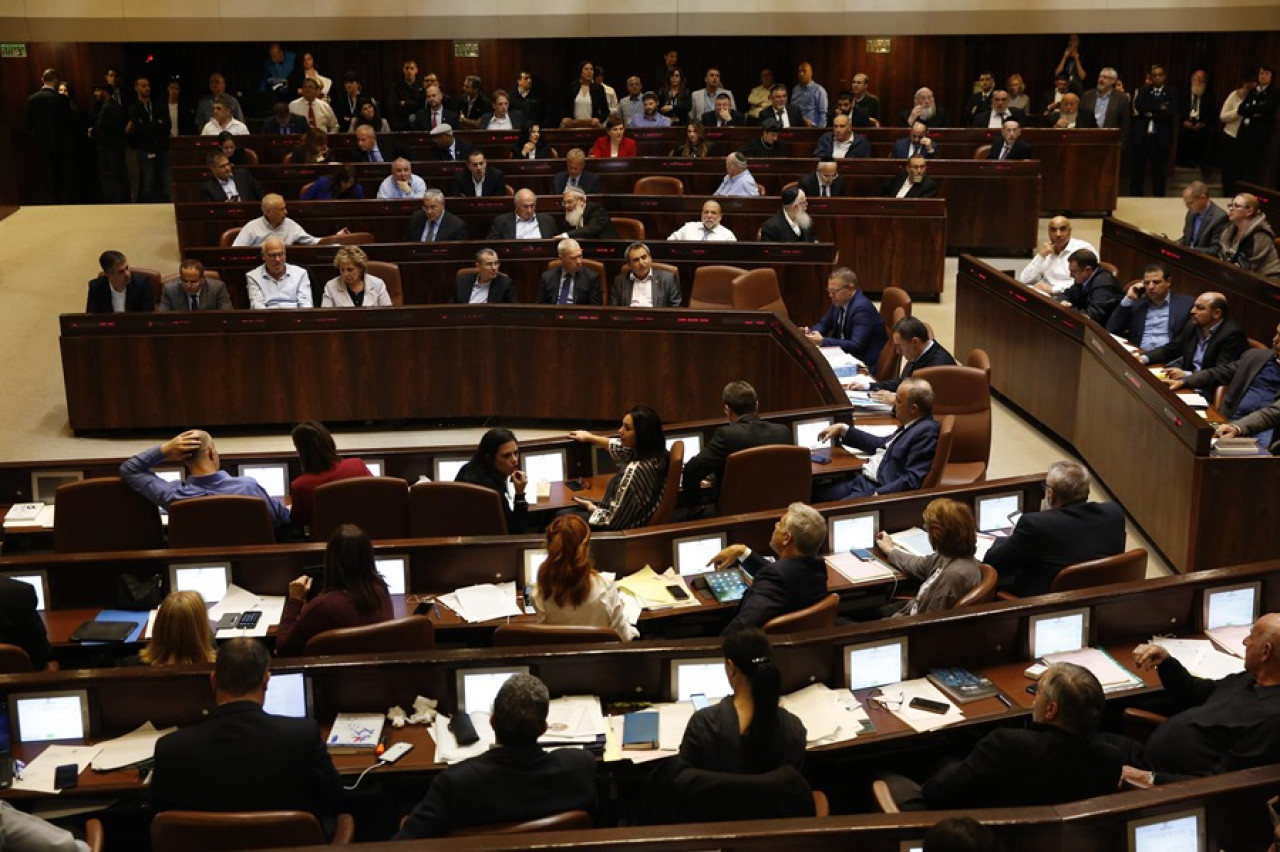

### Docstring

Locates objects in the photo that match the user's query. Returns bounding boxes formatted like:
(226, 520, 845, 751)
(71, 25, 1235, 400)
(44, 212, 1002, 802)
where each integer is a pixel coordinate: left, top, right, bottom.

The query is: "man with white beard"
(759, 186, 816, 242)
(1178, 69, 1214, 181)
(553, 186, 616, 240)
(899, 86, 950, 128)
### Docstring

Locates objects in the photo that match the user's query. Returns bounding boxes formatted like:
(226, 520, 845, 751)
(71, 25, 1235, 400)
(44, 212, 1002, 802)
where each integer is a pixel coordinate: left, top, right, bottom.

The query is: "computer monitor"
(522, 449, 567, 488)
(976, 491, 1022, 533)
(0, 571, 49, 612)
(238, 463, 289, 499)
(844, 636, 908, 692)
(432, 457, 468, 483)
(153, 467, 185, 485)
(669, 658, 732, 702)
(12, 691, 90, 742)
(374, 555, 408, 596)
(666, 434, 702, 467)
(1127, 807, 1205, 852)
(828, 511, 878, 553)
(455, 667, 530, 716)
(793, 417, 833, 450)
(521, 548, 548, 588)
(1202, 582, 1260, 631)
(672, 533, 727, 577)
(262, 671, 310, 719)
(168, 562, 232, 604)
(1028, 608, 1090, 659)
(363, 459, 384, 477)
(899, 842, 924, 852)
(31, 471, 83, 504)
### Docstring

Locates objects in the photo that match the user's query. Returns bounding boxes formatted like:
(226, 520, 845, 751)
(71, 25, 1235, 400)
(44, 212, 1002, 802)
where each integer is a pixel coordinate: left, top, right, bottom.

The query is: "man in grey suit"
(609, 242, 682, 307)
(1078, 68, 1130, 136)
(1178, 181, 1229, 250)
(486, 189, 556, 240)
(538, 239, 602, 305)
(158, 259, 233, 311)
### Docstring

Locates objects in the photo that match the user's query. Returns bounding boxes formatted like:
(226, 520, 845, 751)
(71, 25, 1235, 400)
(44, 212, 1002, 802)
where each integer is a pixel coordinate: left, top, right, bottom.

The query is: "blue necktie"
(1191, 213, 1203, 243)
(557, 274, 572, 305)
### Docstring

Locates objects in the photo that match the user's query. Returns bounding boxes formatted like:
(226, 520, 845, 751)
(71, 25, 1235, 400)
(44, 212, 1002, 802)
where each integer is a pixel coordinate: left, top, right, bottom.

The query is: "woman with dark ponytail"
(678, 627, 806, 773)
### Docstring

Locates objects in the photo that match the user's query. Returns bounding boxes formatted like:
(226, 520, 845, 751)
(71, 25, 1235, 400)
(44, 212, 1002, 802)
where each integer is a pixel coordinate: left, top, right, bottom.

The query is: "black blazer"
(552, 170, 601, 195)
(486, 212, 556, 240)
(85, 272, 155, 313)
(881, 174, 940, 198)
(426, 137, 472, 162)
(0, 577, 50, 669)
(1183, 348, 1280, 418)
(969, 107, 1029, 128)
(754, 105, 806, 128)
(354, 138, 412, 163)
(453, 166, 506, 197)
(700, 109, 744, 127)
(412, 108, 460, 132)
(406, 208, 470, 242)
(1179, 202, 1229, 250)
(537, 267, 602, 305)
(1143, 318, 1249, 372)
(559, 203, 616, 240)
(723, 552, 828, 634)
(985, 501, 1126, 596)
(563, 83, 611, 124)
(260, 114, 309, 134)
(986, 139, 1034, 160)
(1105, 293, 1195, 348)
(759, 210, 816, 242)
(1061, 268, 1122, 325)
(453, 273, 517, 303)
(680, 414, 793, 505)
(798, 172, 846, 198)
(200, 168, 264, 202)
(870, 339, 957, 392)
(150, 701, 343, 817)
(1133, 85, 1180, 146)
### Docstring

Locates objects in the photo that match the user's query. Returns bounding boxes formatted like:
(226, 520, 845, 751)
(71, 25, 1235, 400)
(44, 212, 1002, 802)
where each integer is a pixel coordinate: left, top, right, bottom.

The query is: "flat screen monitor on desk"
(456, 667, 530, 716)
(154, 468, 185, 485)
(13, 691, 90, 743)
(32, 471, 83, 504)
(432, 457, 468, 484)
(374, 555, 408, 596)
(522, 449, 566, 488)
(168, 562, 232, 604)
(1128, 807, 1205, 852)
(238, 463, 289, 499)
(1029, 608, 1089, 659)
(522, 548, 548, 588)
(0, 571, 48, 611)
(1202, 582, 1259, 631)
(673, 533, 727, 578)
(666, 434, 702, 466)
(829, 511, 878, 553)
(844, 636, 908, 692)
(363, 459, 384, 477)
(976, 492, 1022, 533)
(670, 658, 732, 702)
(262, 671, 310, 719)
(794, 417, 833, 450)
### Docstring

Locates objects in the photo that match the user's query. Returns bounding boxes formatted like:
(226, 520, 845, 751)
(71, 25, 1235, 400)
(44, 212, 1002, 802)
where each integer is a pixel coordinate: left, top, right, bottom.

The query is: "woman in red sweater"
(589, 116, 637, 158)
(288, 421, 372, 530)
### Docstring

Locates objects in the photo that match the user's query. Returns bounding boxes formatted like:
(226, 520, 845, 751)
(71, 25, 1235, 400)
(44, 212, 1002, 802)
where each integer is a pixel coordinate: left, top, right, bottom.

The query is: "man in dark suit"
(814, 378, 940, 500)
(899, 87, 949, 128)
(1167, 322, 1280, 422)
(260, 102, 309, 135)
(1130, 64, 1179, 196)
(538, 239, 602, 305)
(150, 638, 343, 818)
(804, 266, 886, 364)
(487, 189, 556, 240)
(552, 149, 601, 194)
(681, 380, 792, 510)
(453, 248, 517, 303)
(555, 187, 615, 240)
(970, 90, 1028, 129)
(1106, 264, 1194, 350)
(406, 190, 470, 242)
(712, 502, 830, 635)
(478, 89, 525, 131)
(760, 186, 817, 242)
(1178, 181, 1229, 250)
(812, 114, 870, 159)
(798, 161, 845, 198)
(1060, 248, 1122, 326)
(863, 315, 957, 399)
(985, 460, 1125, 596)
(883, 663, 1121, 809)
(701, 92, 743, 128)
(158, 259, 232, 311)
(454, 151, 506, 197)
(1139, 291, 1249, 374)
(26, 68, 80, 204)
(962, 72, 997, 122)
(1178, 70, 1215, 180)
(201, 152, 264, 202)
(0, 576, 50, 669)
(986, 120, 1034, 160)
(610, 242, 682, 307)
(396, 674, 597, 838)
(757, 84, 806, 129)
(86, 250, 155, 314)
(882, 155, 939, 198)
(426, 123, 472, 162)
(1236, 64, 1277, 185)
(353, 125, 411, 164)
(411, 83, 459, 132)
(891, 122, 937, 159)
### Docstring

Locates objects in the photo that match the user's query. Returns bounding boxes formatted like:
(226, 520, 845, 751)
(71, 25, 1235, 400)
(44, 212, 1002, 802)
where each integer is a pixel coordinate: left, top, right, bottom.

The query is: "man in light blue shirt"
(713, 152, 759, 197)
(245, 237, 313, 309)
(375, 158, 427, 199)
(790, 62, 828, 127)
(629, 92, 671, 128)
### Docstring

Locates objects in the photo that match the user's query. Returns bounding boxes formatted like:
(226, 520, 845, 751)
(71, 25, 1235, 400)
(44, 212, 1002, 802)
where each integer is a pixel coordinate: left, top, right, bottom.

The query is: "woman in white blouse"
(531, 514, 637, 640)
(300, 52, 332, 97)
(322, 246, 392, 308)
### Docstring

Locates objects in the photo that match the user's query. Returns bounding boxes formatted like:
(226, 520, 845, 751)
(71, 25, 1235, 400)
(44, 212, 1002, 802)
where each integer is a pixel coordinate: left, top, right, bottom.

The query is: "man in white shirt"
(713, 152, 759, 197)
(194, 72, 245, 130)
(609, 242, 683, 308)
(235, 195, 321, 247)
(376, 158, 427, 199)
(691, 68, 737, 121)
(668, 200, 737, 241)
(1017, 216, 1098, 295)
(245, 238, 312, 309)
(200, 96, 249, 136)
(289, 78, 338, 134)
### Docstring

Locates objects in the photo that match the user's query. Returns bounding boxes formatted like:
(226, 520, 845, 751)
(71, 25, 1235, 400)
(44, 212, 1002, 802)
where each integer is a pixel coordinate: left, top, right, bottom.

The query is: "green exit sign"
(453, 41, 479, 58)
(0, 44, 27, 58)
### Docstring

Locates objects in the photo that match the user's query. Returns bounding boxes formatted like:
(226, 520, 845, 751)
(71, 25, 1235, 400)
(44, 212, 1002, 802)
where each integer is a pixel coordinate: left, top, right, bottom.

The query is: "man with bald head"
(900, 87, 950, 128)
(1119, 614, 1280, 785)
(1017, 216, 1097, 295)
(376, 158, 426, 199)
(234, 194, 336, 247)
(487, 189, 556, 239)
(246, 238, 313, 310)
(1138, 291, 1248, 373)
(667, 200, 736, 241)
(812, 113, 869, 159)
(121, 430, 291, 529)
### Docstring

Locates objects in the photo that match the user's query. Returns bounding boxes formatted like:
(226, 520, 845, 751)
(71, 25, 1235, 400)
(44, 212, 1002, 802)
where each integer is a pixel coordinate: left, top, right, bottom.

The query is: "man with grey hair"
(375, 157, 426, 199)
(234, 194, 349, 247)
(453, 248, 516, 303)
(712, 502, 829, 635)
(881, 662, 1121, 809)
(245, 237, 313, 309)
(1178, 180, 1229, 250)
(713, 152, 759, 197)
(610, 242, 682, 307)
(555, 186, 616, 240)
(406, 188, 468, 242)
(396, 673, 597, 838)
(487, 188, 555, 240)
(538, 239, 602, 305)
(1079, 67, 1131, 133)
(985, 460, 1125, 596)
(681, 380, 793, 511)
(900, 86, 950, 127)
(816, 378, 941, 500)
(552, 148, 601, 194)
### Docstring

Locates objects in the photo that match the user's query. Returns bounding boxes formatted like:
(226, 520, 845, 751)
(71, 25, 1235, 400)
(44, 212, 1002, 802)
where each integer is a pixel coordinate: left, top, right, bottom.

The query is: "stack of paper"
(90, 722, 175, 771)
(878, 678, 966, 732)
(1152, 638, 1245, 680)
(1043, 648, 1143, 692)
(616, 567, 698, 610)
(541, 696, 607, 745)
(819, 346, 863, 379)
(845, 391, 893, 412)
(1207, 624, 1249, 659)
(433, 712, 495, 764)
(209, 584, 285, 639)
(3, 503, 55, 529)
(1176, 392, 1210, 410)
(886, 527, 934, 557)
(825, 552, 894, 584)
(973, 532, 998, 561)
(779, 683, 870, 745)
(438, 582, 522, 623)
(12, 745, 101, 794)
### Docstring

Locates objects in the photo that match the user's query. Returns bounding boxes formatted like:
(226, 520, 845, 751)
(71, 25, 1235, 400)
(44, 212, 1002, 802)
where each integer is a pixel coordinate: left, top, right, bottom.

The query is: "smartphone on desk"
(666, 584, 690, 601)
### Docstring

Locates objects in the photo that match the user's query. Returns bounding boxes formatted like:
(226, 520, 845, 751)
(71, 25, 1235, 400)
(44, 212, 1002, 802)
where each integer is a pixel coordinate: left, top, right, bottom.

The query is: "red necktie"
(307, 102, 316, 127)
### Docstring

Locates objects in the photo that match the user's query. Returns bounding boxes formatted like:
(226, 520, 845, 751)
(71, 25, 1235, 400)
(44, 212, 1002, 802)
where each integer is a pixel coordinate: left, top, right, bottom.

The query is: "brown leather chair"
(0, 643, 38, 673)
(86, 818, 104, 852)
(53, 477, 165, 553)
(914, 366, 991, 486)
(366, 261, 404, 306)
(611, 216, 645, 241)
(780, 181, 799, 195)
(966, 346, 992, 377)
(310, 476, 410, 542)
(732, 268, 788, 318)
(492, 624, 621, 646)
(716, 445, 811, 517)
(633, 175, 684, 195)
(317, 231, 375, 246)
(1100, 261, 1119, 277)
(876, 306, 908, 381)
(1050, 547, 1148, 593)
(876, 288, 913, 380)
(812, 790, 831, 817)
(218, 228, 241, 247)
(304, 616, 435, 655)
(150, 810, 354, 851)
(409, 481, 507, 537)
(450, 809, 594, 836)
(973, 143, 992, 159)
(919, 414, 956, 490)
(648, 440, 684, 526)
(871, 778, 901, 813)
(956, 563, 999, 606)
(689, 265, 746, 310)
(241, 148, 260, 166)
(762, 593, 839, 635)
(168, 496, 276, 549)
(1213, 384, 1226, 410)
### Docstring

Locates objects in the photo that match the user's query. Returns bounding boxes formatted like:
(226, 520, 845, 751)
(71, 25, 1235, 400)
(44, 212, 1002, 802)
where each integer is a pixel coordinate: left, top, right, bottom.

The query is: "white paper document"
(438, 582, 522, 623)
(1043, 647, 1143, 691)
(779, 683, 871, 745)
(1151, 638, 1245, 680)
(90, 722, 176, 771)
(13, 745, 102, 794)
(542, 696, 606, 743)
(878, 678, 966, 732)
(825, 552, 895, 584)
(656, 701, 697, 751)
(1206, 624, 1249, 659)
(432, 712, 496, 764)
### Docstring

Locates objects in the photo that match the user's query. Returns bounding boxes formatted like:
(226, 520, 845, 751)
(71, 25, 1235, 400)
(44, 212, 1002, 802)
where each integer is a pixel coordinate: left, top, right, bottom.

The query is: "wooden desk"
(955, 255, 1279, 573)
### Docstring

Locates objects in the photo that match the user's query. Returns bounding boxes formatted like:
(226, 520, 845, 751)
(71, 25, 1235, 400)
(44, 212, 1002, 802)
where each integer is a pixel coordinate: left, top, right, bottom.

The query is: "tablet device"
(828, 511, 878, 553)
(363, 459, 384, 477)
(1128, 807, 1204, 852)
(456, 667, 530, 716)
(521, 548, 549, 588)
(666, 434, 702, 467)
(168, 562, 231, 604)
(976, 492, 1022, 533)
(522, 449, 566, 488)
(793, 417, 833, 451)
(1028, 608, 1090, 659)
(33, 471, 84, 504)
(670, 658, 732, 702)
(374, 555, 408, 596)
(263, 671, 310, 719)
(13, 691, 90, 743)
(672, 533, 727, 578)
(1202, 582, 1259, 631)
(238, 463, 289, 499)
(0, 571, 49, 612)
(704, 568, 748, 604)
(844, 636, 908, 692)
(432, 457, 468, 483)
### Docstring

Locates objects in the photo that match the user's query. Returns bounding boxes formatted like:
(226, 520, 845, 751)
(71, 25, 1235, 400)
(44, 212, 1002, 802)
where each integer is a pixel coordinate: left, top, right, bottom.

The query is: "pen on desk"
(432, 599, 440, 618)
(996, 694, 1012, 708)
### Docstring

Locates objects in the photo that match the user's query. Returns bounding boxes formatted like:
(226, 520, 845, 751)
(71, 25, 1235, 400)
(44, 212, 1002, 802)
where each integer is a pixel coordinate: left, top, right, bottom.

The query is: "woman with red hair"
(532, 514, 637, 640)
